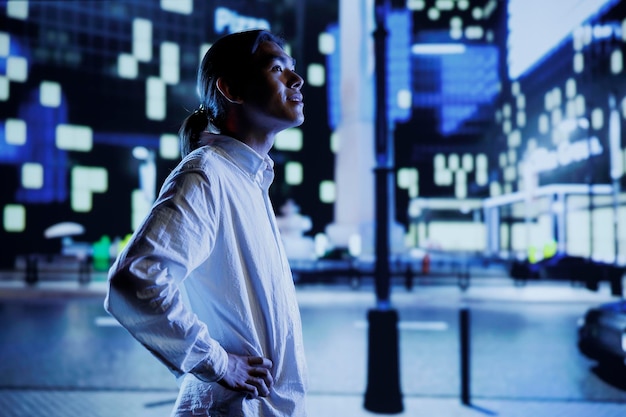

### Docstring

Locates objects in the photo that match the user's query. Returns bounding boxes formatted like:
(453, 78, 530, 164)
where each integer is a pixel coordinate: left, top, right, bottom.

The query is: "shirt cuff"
(191, 339, 229, 382)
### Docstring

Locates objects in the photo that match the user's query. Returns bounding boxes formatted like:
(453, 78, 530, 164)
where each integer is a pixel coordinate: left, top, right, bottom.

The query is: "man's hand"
(218, 353, 274, 399)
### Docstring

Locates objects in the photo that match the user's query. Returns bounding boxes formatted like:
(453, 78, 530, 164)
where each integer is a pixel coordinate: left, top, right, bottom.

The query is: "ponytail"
(178, 106, 209, 157)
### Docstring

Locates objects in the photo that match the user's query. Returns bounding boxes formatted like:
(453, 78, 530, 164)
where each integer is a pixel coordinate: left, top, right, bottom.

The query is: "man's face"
(242, 41, 305, 133)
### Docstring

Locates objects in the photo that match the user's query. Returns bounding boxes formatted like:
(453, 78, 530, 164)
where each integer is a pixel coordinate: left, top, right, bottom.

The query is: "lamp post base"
(364, 308, 403, 413)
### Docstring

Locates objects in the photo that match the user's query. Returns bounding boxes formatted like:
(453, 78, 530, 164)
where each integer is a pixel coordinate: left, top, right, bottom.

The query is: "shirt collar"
(199, 132, 274, 186)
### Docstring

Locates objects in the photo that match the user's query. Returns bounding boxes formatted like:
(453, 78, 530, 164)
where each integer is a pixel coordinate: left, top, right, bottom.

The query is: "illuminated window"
(275, 128, 302, 151)
(407, 0, 426, 10)
(457, 0, 469, 10)
(40, 80, 61, 107)
(7, 0, 28, 19)
(71, 166, 108, 213)
(539, 114, 549, 134)
(611, 49, 623, 74)
(285, 161, 303, 185)
(6, 118, 26, 145)
(6, 56, 27, 82)
(465, 26, 483, 39)
(428, 8, 440, 20)
(565, 78, 577, 98)
(1, 77, 9, 101)
(455, 171, 467, 198)
(462, 153, 473, 171)
(516, 94, 525, 109)
(516, 111, 526, 127)
(397, 89, 412, 109)
(448, 153, 459, 170)
(133, 18, 153, 62)
(573, 52, 584, 73)
(475, 154, 488, 186)
(146, 77, 166, 120)
(161, 0, 192, 14)
(330, 131, 340, 153)
(4, 204, 25, 232)
(591, 108, 604, 130)
(397, 167, 419, 198)
(118, 53, 138, 79)
(132, 189, 152, 231)
(319, 181, 335, 203)
(0, 32, 9, 56)
(436, 0, 454, 10)
(160, 42, 180, 85)
(56, 124, 93, 152)
(22, 162, 43, 189)
(318, 32, 335, 55)
(307, 63, 325, 87)
(160, 134, 179, 160)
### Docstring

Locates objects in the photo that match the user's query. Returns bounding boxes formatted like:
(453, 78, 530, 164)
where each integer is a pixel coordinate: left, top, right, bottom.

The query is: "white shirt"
(104, 133, 308, 416)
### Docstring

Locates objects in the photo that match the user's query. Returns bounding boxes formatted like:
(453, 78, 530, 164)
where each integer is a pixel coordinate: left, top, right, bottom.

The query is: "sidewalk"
(1, 273, 625, 416)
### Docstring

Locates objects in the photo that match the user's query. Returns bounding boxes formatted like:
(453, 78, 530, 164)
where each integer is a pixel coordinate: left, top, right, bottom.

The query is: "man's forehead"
(255, 41, 295, 66)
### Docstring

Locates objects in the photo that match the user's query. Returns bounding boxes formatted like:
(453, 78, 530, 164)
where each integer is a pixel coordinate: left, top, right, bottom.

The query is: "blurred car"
(578, 299, 626, 366)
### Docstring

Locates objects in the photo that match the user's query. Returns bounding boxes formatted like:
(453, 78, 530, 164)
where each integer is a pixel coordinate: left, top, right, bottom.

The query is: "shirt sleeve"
(104, 165, 228, 382)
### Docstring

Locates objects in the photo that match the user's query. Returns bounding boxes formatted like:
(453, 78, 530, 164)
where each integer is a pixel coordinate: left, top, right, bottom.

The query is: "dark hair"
(178, 29, 284, 157)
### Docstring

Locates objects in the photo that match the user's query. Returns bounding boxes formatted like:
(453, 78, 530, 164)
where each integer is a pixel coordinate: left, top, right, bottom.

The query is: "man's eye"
(272, 65, 283, 72)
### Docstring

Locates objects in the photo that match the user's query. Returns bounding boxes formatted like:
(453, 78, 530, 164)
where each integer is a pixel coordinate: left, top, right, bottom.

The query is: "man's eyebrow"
(260, 53, 296, 68)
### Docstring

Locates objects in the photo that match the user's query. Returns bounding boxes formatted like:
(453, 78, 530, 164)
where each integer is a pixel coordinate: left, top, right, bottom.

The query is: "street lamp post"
(363, 0, 403, 413)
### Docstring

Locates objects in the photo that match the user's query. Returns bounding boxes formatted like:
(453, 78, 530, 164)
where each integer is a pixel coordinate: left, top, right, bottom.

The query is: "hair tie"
(194, 104, 207, 116)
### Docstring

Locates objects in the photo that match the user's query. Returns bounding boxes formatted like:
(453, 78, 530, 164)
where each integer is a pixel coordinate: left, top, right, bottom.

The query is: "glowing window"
(428, 8, 440, 20)
(133, 18, 153, 62)
(285, 161, 303, 185)
(0, 32, 10, 56)
(0, 76, 8, 101)
(7, 0, 28, 19)
(457, 0, 469, 10)
(611, 49, 623, 74)
(330, 131, 340, 153)
(436, 0, 454, 10)
(118, 53, 138, 79)
(318, 32, 335, 55)
(22, 163, 43, 189)
(160, 42, 180, 85)
(448, 153, 459, 170)
(307, 63, 325, 87)
(6, 118, 26, 145)
(132, 189, 152, 231)
(146, 77, 166, 121)
(462, 153, 473, 171)
(275, 128, 302, 151)
(573, 52, 584, 73)
(465, 26, 483, 39)
(40, 80, 61, 107)
(397, 89, 412, 109)
(455, 171, 467, 198)
(56, 124, 93, 152)
(591, 108, 604, 130)
(161, 0, 192, 14)
(71, 166, 108, 212)
(319, 181, 335, 203)
(407, 0, 426, 11)
(160, 134, 179, 160)
(6, 56, 27, 82)
(4, 204, 25, 232)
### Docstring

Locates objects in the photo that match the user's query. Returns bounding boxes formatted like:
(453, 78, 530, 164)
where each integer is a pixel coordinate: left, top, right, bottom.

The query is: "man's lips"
(288, 93, 303, 103)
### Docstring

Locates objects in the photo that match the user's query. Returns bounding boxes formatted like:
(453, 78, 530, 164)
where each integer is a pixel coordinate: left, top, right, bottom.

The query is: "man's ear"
(216, 77, 243, 104)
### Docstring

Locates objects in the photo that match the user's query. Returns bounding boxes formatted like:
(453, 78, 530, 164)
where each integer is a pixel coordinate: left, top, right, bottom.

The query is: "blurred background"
(1, 0, 626, 416)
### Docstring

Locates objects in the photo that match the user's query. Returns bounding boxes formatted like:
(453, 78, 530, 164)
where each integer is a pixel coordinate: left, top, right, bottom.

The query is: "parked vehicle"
(578, 299, 626, 366)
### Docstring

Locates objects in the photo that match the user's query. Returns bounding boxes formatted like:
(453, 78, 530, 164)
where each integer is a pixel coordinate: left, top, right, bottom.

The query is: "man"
(105, 29, 308, 416)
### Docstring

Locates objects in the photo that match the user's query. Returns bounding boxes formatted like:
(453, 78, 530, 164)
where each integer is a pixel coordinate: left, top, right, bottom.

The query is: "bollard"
(460, 307, 471, 405)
